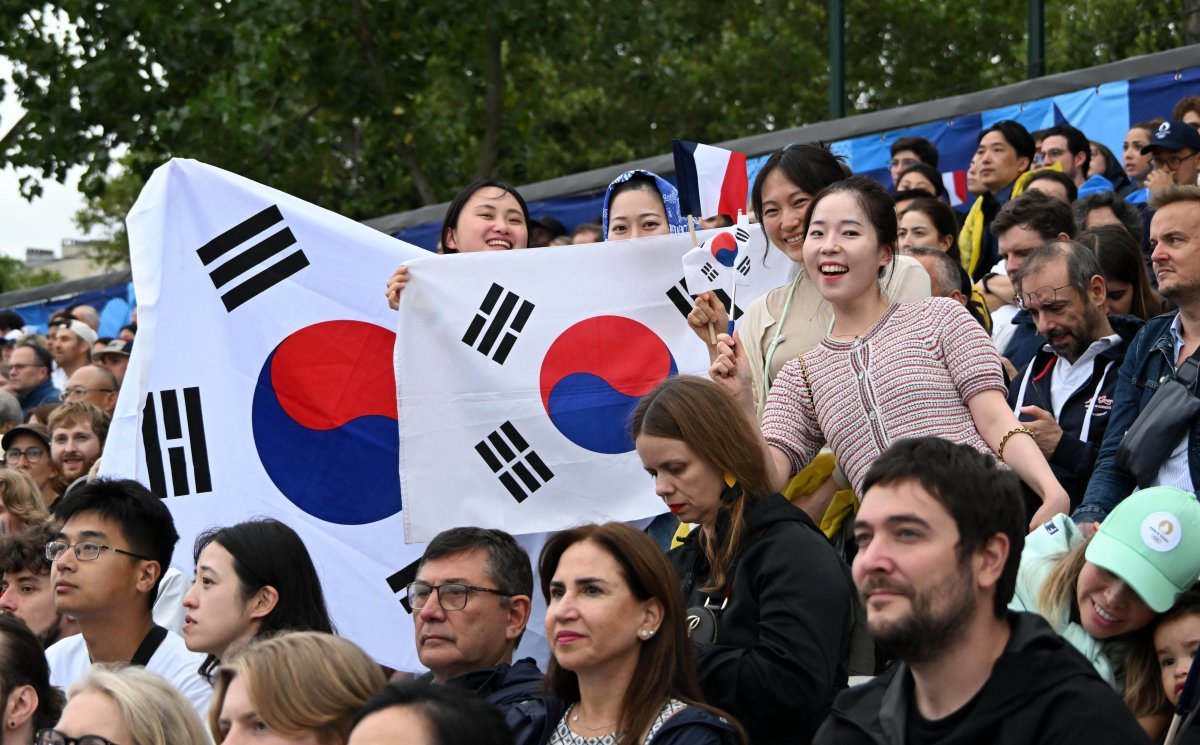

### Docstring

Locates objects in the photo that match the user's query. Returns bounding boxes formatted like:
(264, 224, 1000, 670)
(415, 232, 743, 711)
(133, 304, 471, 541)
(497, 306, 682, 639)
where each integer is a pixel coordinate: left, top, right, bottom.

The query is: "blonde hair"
(1035, 539, 1090, 631)
(209, 631, 385, 742)
(68, 664, 209, 745)
(0, 469, 48, 531)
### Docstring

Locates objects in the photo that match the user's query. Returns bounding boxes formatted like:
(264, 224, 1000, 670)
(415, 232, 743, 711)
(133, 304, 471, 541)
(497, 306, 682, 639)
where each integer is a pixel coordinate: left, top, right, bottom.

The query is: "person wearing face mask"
(386, 179, 531, 310)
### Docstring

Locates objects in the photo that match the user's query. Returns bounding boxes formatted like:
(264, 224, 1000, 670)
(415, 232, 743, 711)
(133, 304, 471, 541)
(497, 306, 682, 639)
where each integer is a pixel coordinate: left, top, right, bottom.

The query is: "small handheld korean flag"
(681, 225, 754, 333)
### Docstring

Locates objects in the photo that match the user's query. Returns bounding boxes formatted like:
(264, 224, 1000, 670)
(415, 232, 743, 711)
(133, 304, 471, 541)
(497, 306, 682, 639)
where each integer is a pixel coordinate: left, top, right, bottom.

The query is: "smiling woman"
(539, 522, 743, 745)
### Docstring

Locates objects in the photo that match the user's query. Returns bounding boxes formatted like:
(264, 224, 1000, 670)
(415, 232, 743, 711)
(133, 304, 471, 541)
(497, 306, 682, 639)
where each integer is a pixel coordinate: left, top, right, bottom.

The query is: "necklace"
(570, 705, 616, 732)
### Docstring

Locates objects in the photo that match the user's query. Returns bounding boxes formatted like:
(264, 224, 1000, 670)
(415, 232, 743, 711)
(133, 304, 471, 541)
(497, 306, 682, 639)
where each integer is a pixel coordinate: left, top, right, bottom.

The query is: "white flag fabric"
(681, 222, 756, 296)
(397, 226, 792, 543)
(100, 158, 432, 670)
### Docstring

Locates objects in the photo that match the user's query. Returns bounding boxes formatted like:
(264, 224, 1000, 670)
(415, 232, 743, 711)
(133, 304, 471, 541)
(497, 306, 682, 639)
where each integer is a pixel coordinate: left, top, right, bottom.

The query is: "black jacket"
(1007, 314, 1143, 508)
(430, 658, 563, 745)
(668, 494, 854, 745)
(647, 704, 740, 745)
(813, 612, 1151, 745)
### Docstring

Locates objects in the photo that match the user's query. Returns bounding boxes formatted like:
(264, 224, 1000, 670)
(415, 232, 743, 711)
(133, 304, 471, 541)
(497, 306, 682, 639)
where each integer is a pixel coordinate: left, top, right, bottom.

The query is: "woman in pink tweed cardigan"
(711, 176, 1069, 530)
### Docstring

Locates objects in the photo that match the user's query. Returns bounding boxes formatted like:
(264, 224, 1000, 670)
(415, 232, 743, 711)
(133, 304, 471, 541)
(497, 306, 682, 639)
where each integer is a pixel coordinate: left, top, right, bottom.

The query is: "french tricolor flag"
(672, 140, 748, 221)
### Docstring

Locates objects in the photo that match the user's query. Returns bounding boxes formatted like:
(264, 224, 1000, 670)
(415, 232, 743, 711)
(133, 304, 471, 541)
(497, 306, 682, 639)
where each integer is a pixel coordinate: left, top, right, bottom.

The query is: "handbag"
(1116, 345, 1200, 488)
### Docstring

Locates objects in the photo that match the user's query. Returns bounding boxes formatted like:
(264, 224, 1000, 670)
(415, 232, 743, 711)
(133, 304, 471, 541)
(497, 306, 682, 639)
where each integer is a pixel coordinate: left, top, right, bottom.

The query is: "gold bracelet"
(997, 426, 1034, 462)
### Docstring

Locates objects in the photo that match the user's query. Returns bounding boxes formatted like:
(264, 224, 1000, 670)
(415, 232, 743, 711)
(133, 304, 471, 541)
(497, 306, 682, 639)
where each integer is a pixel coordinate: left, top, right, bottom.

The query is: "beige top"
(741, 254, 932, 417)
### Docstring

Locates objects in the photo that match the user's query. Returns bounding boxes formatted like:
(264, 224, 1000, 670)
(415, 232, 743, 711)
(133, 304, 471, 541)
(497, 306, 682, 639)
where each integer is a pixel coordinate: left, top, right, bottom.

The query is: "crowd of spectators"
(3, 96, 1200, 745)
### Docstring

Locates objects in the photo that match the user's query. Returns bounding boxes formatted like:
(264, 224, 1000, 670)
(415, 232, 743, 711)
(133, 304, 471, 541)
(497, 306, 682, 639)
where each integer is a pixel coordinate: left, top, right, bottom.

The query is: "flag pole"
(690, 216, 717, 345)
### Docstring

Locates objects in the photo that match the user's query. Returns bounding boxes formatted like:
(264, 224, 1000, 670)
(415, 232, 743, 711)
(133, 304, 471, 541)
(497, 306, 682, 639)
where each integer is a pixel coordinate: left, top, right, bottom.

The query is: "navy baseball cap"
(1141, 120, 1200, 154)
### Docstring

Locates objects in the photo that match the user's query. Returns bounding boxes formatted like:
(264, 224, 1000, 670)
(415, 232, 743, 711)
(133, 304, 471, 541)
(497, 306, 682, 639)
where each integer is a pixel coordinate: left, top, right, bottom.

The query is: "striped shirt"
(762, 297, 1005, 494)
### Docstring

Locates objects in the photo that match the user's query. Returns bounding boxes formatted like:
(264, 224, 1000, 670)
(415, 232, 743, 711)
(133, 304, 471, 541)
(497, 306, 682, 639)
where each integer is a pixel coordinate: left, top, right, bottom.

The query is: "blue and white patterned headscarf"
(601, 169, 690, 238)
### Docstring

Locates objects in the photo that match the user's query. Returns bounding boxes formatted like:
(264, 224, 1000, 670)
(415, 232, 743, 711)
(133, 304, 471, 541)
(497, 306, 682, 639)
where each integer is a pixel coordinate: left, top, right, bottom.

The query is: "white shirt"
(153, 567, 187, 635)
(45, 628, 211, 716)
(991, 304, 1020, 354)
(1152, 314, 1195, 492)
(1049, 335, 1121, 421)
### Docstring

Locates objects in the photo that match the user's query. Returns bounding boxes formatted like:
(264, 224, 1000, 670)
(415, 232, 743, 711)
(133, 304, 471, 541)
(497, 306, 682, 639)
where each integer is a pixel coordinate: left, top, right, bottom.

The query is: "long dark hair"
(750, 143, 849, 255)
(540, 523, 744, 744)
(631, 376, 771, 592)
(1078, 225, 1164, 320)
(440, 179, 530, 253)
(193, 519, 334, 677)
(0, 614, 65, 732)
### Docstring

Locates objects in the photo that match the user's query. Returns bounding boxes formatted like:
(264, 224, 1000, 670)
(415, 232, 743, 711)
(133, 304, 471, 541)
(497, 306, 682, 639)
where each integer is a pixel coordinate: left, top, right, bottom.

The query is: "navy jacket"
(1076, 311, 1200, 523)
(1001, 309, 1042, 372)
(1007, 315, 1143, 508)
(647, 705, 739, 745)
(813, 613, 1150, 745)
(431, 658, 563, 745)
(18, 377, 60, 417)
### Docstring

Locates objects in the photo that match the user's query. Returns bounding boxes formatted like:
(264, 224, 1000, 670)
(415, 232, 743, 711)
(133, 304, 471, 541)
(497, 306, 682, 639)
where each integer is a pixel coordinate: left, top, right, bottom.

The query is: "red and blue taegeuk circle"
(709, 231, 738, 268)
(540, 316, 677, 454)
(251, 320, 401, 524)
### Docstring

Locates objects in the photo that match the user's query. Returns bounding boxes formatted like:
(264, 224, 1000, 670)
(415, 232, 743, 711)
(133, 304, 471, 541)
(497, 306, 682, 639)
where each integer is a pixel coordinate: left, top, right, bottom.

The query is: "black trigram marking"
(385, 558, 422, 613)
(142, 387, 211, 498)
(666, 277, 743, 321)
(736, 256, 751, 276)
(735, 226, 750, 243)
(196, 205, 310, 312)
(701, 263, 719, 281)
(474, 421, 554, 503)
(462, 283, 535, 364)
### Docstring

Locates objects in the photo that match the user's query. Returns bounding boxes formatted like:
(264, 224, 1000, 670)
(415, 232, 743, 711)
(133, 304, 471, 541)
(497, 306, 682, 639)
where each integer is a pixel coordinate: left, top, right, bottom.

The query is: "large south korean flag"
(397, 227, 792, 543)
(100, 159, 429, 670)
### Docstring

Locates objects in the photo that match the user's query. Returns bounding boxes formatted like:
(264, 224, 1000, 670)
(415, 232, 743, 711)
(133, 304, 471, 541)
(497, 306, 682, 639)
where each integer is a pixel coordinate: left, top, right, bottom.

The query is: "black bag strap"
(131, 625, 168, 667)
(1176, 343, 1200, 387)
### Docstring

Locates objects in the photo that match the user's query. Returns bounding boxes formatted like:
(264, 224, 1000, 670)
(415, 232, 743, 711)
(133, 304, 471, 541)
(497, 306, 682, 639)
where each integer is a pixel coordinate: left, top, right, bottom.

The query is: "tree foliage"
(0, 0, 1191, 265)
(0, 256, 62, 293)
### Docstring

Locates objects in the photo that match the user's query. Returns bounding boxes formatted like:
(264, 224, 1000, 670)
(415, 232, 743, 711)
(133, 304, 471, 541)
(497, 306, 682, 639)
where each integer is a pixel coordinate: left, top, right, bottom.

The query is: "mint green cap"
(1085, 486, 1200, 613)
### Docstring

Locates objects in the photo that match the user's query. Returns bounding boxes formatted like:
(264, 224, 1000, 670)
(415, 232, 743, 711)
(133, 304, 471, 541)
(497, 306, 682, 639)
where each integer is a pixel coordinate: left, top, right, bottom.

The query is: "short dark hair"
(0, 311, 24, 332)
(895, 163, 949, 200)
(352, 681, 514, 745)
(892, 189, 932, 207)
(980, 120, 1036, 166)
(193, 519, 335, 676)
(14, 341, 52, 371)
(53, 478, 180, 611)
(1073, 190, 1144, 239)
(421, 527, 532, 598)
(440, 180, 530, 253)
(1012, 240, 1104, 299)
(0, 522, 57, 576)
(0, 614, 65, 732)
(891, 136, 939, 170)
(862, 437, 1025, 617)
(1025, 169, 1078, 203)
(1040, 124, 1092, 177)
(991, 190, 1075, 241)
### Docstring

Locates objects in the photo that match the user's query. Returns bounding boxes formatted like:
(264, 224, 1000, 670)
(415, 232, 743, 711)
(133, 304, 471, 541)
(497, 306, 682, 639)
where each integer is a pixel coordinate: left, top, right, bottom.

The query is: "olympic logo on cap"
(1142, 511, 1182, 552)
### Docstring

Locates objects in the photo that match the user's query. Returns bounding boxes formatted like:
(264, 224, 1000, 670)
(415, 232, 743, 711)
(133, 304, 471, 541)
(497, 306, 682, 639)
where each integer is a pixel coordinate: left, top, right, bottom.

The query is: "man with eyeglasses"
(888, 136, 939, 192)
(43, 478, 210, 715)
(9, 342, 60, 418)
(409, 527, 561, 745)
(1035, 124, 1114, 197)
(1006, 241, 1141, 509)
(1143, 120, 1200, 196)
(60, 365, 118, 415)
(1077, 185, 1200, 529)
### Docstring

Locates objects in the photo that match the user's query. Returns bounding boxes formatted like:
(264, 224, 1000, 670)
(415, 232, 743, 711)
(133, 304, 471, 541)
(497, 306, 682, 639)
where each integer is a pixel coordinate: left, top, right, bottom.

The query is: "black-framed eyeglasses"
(405, 581, 513, 613)
(1151, 151, 1197, 171)
(45, 540, 152, 563)
(61, 386, 115, 401)
(1036, 148, 1068, 164)
(36, 729, 122, 745)
(6, 447, 45, 464)
(1016, 283, 1073, 310)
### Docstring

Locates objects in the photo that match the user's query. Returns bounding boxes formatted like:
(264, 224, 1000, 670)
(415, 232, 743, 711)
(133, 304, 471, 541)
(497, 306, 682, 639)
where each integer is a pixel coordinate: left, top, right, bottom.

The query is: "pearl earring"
(638, 629, 653, 639)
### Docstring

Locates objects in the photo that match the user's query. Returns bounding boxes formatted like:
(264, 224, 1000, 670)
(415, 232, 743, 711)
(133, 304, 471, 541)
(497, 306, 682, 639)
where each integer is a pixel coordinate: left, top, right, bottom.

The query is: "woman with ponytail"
(631, 375, 855, 745)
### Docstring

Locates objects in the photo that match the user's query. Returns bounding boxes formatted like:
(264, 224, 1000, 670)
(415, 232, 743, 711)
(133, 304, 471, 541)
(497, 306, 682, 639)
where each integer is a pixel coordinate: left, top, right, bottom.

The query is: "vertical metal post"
(1027, 0, 1045, 78)
(829, 0, 845, 119)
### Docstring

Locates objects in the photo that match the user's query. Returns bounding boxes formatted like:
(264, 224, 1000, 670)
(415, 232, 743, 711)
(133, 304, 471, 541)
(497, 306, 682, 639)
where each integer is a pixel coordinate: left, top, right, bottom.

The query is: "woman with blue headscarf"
(602, 170, 690, 241)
